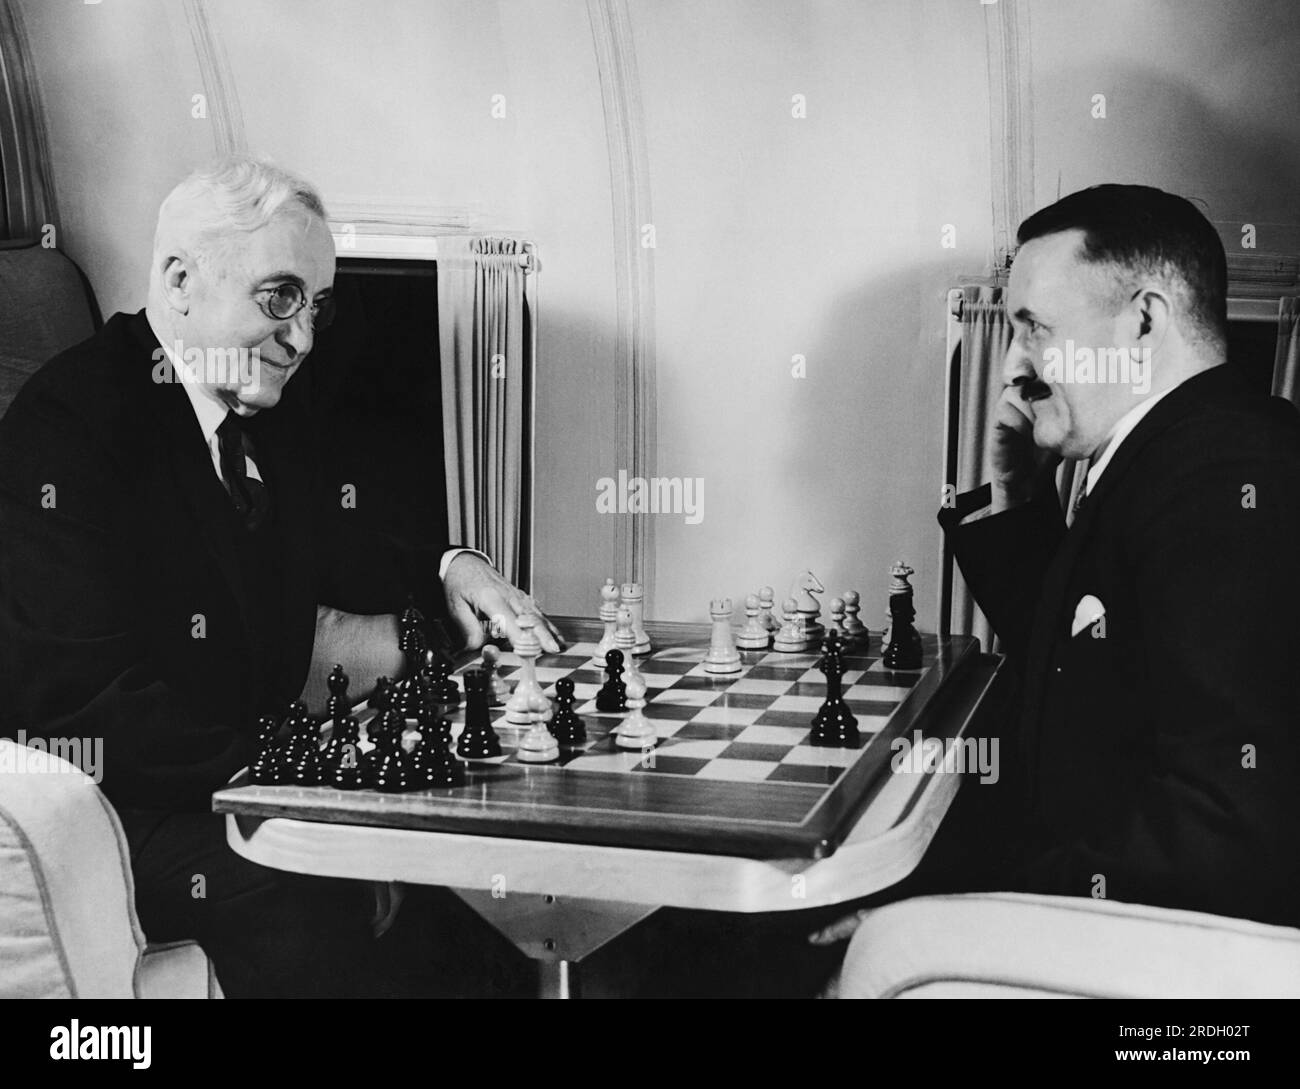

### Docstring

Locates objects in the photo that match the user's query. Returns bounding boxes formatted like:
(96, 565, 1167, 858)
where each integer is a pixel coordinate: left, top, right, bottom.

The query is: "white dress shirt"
(1083, 386, 1176, 494)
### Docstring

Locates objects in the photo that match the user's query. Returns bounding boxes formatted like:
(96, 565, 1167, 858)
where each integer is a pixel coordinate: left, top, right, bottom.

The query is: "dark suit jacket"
(0, 312, 446, 812)
(941, 364, 1300, 927)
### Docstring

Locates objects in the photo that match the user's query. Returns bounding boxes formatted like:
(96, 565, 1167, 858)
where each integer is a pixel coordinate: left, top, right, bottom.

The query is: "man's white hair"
(151, 156, 328, 280)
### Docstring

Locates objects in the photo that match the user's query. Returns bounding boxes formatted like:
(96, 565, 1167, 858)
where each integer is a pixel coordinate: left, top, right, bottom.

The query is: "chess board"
(215, 632, 980, 859)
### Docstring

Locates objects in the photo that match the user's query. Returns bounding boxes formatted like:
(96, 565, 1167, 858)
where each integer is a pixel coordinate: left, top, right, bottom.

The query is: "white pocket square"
(1071, 594, 1106, 637)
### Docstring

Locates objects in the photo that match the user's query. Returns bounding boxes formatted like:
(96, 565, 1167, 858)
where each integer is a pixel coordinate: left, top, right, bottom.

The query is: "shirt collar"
(1085, 386, 1176, 494)
(147, 316, 231, 446)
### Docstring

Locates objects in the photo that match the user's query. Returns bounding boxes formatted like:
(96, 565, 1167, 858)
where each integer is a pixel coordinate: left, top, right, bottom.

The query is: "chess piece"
(409, 700, 465, 787)
(790, 570, 825, 643)
(614, 670, 656, 750)
(620, 582, 652, 656)
(772, 597, 809, 652)
(481, 644, 510, 706)
(425, 650, 460, 708)
(882, 561, 923, 670)
(735, 592, 771, 650)
(250, 713, 283, 785)
(325, 665, 350, 721)
(758, 586, 779, 633)
(841, 589, 867, 646)
(505, 614, 549, 725)
(517, 692, 561, 763)
(323, 710, 364, 790)
(369, 709, 411, 792)
(596, 649, 628, 712)
(828, 597, 847, 642)
(367, 678, 394, 744)
(613, 606, 646, 692)
(593, 578, 621, 664)
(811, 632, 860, 748)
(704, 598, 743, 674)
(458, 670, 503, 759)
(550, 676, 587, 744)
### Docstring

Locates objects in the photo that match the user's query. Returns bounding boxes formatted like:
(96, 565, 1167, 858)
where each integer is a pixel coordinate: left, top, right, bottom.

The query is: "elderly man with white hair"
(0, 157, 554, 997)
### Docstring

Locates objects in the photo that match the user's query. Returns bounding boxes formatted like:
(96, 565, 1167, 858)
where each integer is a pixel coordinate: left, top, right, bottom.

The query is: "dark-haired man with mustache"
(815, 187, 1300, 969)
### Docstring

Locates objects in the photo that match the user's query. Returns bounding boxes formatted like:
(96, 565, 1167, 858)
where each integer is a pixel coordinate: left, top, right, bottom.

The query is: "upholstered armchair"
(837, 891, 1300, 998)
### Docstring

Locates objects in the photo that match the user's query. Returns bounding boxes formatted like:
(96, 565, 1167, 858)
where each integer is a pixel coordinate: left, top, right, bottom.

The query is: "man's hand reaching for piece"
(442, 552, 564, 653)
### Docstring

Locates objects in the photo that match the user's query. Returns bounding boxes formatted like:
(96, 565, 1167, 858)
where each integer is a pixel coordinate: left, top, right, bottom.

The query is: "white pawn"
(842, 590, 866, 643)
(480, 644, 510, 706)
(772, 597, 809, 653)
(505, 614, 549, 725)
(593, 577, 620, 664)
(615, 671, 656, 750)
(704, 598, 743, 674)
(516, 691, 560, 763)
(620, 581, 652, 656)
(735, 592, 771, 650)
(828, 597, 847, 641)
(613, 605, 646, 691)
(758, 586, 779, 632)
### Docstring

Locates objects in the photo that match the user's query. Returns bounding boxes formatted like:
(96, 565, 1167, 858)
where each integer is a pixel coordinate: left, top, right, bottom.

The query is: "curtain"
(945, 286, 1085, 648)
(1270, 297, 1300, 408)
(0, 0, 56, 240)
(437, 236, 532, 587)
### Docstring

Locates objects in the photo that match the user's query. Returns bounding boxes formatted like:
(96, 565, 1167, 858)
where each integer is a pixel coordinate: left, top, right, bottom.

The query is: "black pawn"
(411, 708, 464, 788)
(457, 670, 502, 759)
(290, 715, 325, 785)
(424, 649, 460, 708)
(811, 632, 859, 748)
(550, 676, 586, 744)
(596, 649, 627, 712)
(883, 596, 923, 671)
(368, 677, 394, 744)
(325, 664, 350, 718)
(250, 713, 284, 785)
(368, 709, 411, 793)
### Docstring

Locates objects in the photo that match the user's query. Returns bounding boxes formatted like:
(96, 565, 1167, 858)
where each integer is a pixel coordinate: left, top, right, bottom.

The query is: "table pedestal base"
(453, 889, 657, 998)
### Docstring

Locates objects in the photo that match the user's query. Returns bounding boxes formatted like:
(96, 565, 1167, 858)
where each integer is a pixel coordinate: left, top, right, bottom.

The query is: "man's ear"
(1131, 285, 1172, 346)
(159, 254, 192, 315)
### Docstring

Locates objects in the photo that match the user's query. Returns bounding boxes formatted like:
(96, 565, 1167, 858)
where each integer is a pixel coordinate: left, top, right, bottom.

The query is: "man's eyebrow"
(255, 271, 333, 298)
(1012, 307, 1041, 324)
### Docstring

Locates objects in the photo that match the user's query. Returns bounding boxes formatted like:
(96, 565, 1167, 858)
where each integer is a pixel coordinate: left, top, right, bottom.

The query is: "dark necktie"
(216, 412, 271, 531)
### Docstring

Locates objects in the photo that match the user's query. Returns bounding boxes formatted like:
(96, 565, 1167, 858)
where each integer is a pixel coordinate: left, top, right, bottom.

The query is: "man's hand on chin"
(442, 552, 564, 653)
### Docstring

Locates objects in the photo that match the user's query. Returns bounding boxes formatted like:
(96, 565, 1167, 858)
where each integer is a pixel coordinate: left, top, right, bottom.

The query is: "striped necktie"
(216, 412, 271, 532)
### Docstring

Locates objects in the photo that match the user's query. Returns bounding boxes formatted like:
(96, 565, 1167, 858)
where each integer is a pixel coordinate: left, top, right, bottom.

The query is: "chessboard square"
(650, 647, 706, 663)
(844, 698, 900, 718)
(694, 759, 781, 782)
(743, 664, 810, 680)
(734, 724, 810, 747)
(850, 714, 893, 735)
(632, 755, 712, 776)
(566, 669, 606, 685)
(651, 688, 722, 707)
(688, 705, 764, 727)
(638, 657, 698, 674)
(642, 703, 703, 721)
(560, 642, 601, 658)
(640, 671, 690, 689)
(858, 666, 920, 686)
(718, 741, 798, 763)
(712, 691, 781, 710)
(655, 738, 731, 760)
(758, 653, 822, 668)
(768, 694, 824, 713)
(672, 721, 751, 742)
(787, 682, 833, 698)
(538, 653, 597, 670)
(670, 675, 730, 691)
(752, 708, 816, 730)
(796, 668, 866, 685)
(563, 751, 654, 773)
(845, 684, 912, 703)
(726, 678, 795, 695)
(533, 667, 574, 682)
(782, 745, 860, 767)
(769, 763, 844, 785)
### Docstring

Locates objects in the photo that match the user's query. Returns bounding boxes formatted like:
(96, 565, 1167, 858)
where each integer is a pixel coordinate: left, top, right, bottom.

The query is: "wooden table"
(214, 619, 1005, 997)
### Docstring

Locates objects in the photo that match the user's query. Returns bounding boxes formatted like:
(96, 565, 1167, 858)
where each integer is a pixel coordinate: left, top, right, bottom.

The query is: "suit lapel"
(1018, 365, 1247, 807)
(131, 315, 253, 648)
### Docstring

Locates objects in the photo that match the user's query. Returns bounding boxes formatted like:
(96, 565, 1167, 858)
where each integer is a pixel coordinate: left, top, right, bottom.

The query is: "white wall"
(17, 0, 1300, 629)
